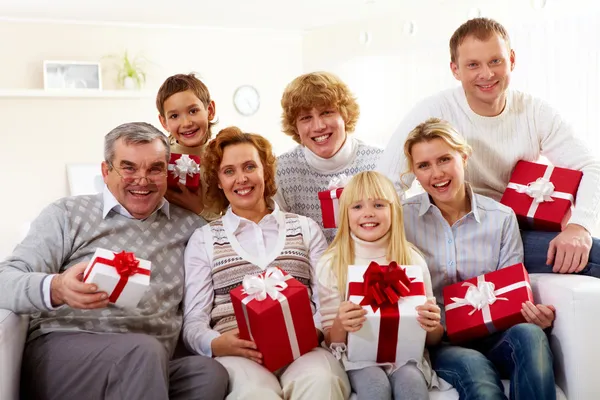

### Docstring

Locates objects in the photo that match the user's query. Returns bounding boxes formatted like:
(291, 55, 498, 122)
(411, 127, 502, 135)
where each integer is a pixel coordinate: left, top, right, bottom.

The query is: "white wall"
(0, 19, 302, 258)
(302, 0, 600, 151)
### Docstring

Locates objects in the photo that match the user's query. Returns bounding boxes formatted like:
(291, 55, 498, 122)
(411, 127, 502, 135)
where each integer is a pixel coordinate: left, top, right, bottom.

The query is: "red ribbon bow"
(84, 251, 150, 303)
(358, 262, 412, 312)
(112, 251, 141, 277)
(347, 262, 425, 363)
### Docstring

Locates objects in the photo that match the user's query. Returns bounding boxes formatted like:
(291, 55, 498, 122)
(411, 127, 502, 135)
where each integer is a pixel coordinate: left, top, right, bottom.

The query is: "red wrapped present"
(230, 267, 318, 372)
(318, 174, 352, 229)
(443, 263, 533, 344)
(167, 153, 201, 192)
(318, 188, 344, 229)
(83, 248, 151, 308)
(346, 262, 427, 364)
(500, 160, 582, 231)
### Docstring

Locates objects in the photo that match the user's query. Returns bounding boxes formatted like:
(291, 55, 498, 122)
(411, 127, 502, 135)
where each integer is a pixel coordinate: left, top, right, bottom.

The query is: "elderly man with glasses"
(0, 122, 228, 400)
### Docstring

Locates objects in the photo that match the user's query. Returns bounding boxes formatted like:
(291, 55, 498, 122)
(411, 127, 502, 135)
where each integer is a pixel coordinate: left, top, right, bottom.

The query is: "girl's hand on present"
(335, 301, 367, 333)
(211, 328, 263, 364)
(521, 301, 556, 329)
(416, 299, 441, 332)
(50, 261, 110, 309)
(165, 183, 204, 215)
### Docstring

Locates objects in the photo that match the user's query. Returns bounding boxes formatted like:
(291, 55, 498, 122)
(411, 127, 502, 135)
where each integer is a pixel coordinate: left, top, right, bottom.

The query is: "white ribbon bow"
(327, 173, 352, 190)
(170, 154, 200, 180)
(450, 281, 508, 316)
(516, 177, 555, 204)
(242, 267, 288, 301)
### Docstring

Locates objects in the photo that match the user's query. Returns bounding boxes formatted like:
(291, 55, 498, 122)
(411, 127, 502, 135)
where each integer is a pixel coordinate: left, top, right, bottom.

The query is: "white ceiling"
(0, 0, 438, 32)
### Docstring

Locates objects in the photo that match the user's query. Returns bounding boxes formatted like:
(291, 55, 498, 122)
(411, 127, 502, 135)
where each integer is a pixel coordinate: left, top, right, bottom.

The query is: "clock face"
(233, 85, 260, 116)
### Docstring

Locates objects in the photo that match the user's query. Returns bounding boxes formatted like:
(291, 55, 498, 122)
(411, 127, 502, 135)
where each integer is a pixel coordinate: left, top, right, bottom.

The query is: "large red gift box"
(500, 160, 582, 231)
(346, 262, 427, 364)
(230, 267, 318, 372)
(167, 153, 201, 192)
(443, 263, 533, 344)
(318, 188, 344, 229)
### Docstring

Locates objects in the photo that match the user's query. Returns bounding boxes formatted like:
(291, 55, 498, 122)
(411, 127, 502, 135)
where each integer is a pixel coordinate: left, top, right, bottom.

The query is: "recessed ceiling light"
(359, 31, 372, 45)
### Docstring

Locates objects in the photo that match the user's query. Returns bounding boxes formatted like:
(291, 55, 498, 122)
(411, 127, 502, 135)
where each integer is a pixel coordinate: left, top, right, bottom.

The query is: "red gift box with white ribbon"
(230, 267, 318, 372)
(346, 262, 427, 365)
(500, 160, 582, 231)
(318, 174, 352, 229)
(318, 188, 344, 229)
(443, 263, 533, 344)
(82, 248, 151, 308)
(167, 153, 201, 192)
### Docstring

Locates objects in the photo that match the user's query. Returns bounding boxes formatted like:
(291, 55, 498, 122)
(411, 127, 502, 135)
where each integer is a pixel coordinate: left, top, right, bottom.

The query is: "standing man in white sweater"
(378, 17, 600, 277)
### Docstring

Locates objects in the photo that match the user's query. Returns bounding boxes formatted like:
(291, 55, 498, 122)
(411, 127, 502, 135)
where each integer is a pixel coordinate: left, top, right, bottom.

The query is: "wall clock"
(233, 85, 260, 116)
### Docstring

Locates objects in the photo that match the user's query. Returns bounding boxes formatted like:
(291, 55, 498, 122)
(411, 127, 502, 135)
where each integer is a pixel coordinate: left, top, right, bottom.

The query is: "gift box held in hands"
(82, 248, 151, 309)
(500, 160, 582, 231)
(318, 174, 352, 229)
(443, 263, 533, 344)
(168, 153, 201, 192)
(346, 262, 427, 365)
(230, 267, 318, 372)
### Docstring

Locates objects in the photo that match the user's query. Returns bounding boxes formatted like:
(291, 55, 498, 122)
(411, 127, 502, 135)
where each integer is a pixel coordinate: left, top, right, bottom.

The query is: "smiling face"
(411, 138, 467, 208)
(101, 138, 168, 219)
(347, 197, 392, 242)
(450, 33, 515, 115)
(217, 143, 266, 214)
(159, 90, 216, 148)
(295, 106, 347, 159)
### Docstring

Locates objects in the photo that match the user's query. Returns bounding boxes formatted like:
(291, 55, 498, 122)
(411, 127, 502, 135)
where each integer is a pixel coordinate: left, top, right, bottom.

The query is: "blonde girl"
(317, 171, 445, 400)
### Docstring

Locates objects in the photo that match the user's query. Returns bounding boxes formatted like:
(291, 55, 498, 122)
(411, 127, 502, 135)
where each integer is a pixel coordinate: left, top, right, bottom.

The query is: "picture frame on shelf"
(43, 61, 102, 90)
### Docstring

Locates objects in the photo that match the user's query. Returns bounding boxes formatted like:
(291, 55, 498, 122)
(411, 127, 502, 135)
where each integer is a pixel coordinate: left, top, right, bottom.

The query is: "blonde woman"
(317, 171, 444, 400)
(402, 117, 556, 400)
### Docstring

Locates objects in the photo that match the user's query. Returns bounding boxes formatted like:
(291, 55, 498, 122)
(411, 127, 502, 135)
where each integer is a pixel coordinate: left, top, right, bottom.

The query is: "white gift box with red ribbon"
(82, 248, 151, 309)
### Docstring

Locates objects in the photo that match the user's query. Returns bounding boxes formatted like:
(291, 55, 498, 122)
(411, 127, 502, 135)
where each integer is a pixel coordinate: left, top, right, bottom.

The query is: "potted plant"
(105, 51, 147, 90)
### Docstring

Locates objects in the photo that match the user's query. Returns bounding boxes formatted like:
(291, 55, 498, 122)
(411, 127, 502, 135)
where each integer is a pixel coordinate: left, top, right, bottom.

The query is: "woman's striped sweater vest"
(208, 213, 314, 334)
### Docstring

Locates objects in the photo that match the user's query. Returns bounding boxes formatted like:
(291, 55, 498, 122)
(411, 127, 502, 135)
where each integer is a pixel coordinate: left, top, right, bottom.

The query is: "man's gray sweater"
(0, 193, 204, 355)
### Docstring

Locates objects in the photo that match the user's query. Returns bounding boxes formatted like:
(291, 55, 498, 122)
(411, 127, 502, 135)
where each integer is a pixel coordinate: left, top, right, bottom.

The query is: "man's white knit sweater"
(377, 86, 600, 233)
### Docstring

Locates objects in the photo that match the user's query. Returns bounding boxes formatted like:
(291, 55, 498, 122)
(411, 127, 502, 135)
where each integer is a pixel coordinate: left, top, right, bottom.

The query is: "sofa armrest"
(0, 309, 28, 400)
(530, 273, 600, 400)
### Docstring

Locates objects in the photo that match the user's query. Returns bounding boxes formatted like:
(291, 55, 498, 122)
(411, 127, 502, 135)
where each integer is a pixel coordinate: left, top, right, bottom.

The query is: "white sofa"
(1, 273, 599, 400)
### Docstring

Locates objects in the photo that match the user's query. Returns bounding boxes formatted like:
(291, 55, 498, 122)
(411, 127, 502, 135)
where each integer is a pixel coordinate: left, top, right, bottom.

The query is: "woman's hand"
(164, 183, 204, 214)
(416, 299, 442, 332)
(210, 329, 263, 364)
(521, 301, 556, 329)
(334, 301, 367, 333)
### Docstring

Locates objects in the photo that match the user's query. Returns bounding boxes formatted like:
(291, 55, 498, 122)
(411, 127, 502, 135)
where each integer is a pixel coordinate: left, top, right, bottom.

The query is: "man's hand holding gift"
(50, 261, 109, 309)
(547, 224, 592, 274)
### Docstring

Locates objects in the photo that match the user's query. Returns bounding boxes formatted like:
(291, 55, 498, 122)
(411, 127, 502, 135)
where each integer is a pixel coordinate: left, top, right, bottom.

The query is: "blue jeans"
(521, 230, 600, 277)
(430, 324, 555, 400)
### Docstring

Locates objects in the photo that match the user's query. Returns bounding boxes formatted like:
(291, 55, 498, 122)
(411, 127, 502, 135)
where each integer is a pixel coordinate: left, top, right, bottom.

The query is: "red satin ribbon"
(84, 251, 150, 303)
(347, 261, 425, 363)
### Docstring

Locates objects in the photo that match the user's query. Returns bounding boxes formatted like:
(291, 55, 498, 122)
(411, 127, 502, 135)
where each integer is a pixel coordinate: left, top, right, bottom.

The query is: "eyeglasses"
(108, 162, 168, 184)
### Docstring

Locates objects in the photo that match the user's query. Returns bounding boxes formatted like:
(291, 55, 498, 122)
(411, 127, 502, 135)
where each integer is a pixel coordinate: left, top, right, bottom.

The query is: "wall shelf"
(0, 89, 154, 99)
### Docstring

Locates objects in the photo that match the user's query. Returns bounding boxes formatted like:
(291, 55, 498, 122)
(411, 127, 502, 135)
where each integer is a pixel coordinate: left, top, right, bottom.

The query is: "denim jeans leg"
(430, 344, 506, 400)
(521, 230, 600, 277)
(483, 324, 556, 400)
